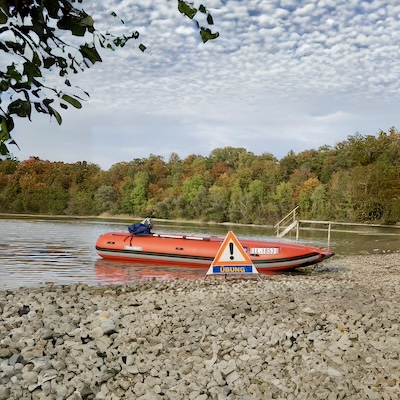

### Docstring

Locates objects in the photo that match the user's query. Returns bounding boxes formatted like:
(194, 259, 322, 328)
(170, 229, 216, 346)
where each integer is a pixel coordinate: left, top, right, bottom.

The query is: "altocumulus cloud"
(11, 0, 400, 169)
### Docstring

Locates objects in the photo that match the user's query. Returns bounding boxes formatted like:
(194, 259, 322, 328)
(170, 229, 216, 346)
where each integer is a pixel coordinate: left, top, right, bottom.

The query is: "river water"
(1, 217, 399, 290)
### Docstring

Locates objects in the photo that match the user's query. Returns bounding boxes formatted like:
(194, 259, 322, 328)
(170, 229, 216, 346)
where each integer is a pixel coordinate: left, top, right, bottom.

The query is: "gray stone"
(1, 254, 400, 399)
(0, 385, 10, 400)
(307, 330, 322, 341)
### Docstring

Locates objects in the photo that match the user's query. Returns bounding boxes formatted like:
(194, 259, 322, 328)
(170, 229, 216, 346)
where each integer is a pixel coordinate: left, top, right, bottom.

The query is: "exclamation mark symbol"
(229, 242, 234, 260)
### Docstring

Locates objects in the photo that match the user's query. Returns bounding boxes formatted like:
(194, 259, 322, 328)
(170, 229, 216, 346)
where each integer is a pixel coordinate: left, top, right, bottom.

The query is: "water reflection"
(94, 259, 210, 284)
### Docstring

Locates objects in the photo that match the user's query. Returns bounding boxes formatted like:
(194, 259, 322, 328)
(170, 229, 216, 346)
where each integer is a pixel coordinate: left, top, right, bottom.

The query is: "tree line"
(1, 127, 400, 225)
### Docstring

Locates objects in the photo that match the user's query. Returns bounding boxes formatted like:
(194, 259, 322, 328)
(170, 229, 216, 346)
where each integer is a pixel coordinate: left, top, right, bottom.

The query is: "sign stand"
(204, 231, 260, 280)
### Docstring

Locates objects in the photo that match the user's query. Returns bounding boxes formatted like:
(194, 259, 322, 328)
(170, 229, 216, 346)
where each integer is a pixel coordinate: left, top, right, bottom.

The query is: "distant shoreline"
(0, 213, 274, 228)
(2, 213, 399, 231)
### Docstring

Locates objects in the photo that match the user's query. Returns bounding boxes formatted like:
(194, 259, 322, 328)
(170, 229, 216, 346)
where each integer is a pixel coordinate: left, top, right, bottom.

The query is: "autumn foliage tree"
(1, 129, 400, 224)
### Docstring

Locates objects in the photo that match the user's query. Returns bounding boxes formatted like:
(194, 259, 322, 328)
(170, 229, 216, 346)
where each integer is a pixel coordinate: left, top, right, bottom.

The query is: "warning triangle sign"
(205, 231, 259, 277)
(212, 231, 252, 266)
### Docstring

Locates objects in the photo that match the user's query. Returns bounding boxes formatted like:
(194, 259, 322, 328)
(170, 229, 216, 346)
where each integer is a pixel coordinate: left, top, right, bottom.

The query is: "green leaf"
(32, 78, 43, 89)
(6, 64, 22, 81)
(5, 40, 24, 53)
(0, 9, 7, 24)
(23, 61, 42, 79)
(8, 99, 32, 118)
(62, 94, 82, 109)
(200, 28, 219, 43)
(14, 82, 32, 90)
(57, 16, 86, 36)
(49, 107, 62, 125)
(0, 117, 10, 141)
(30, 7, 45, 38)
(9, 139, 20, 150)
(112, 32, 139, 48)
(71, 24, 86, 36)
(0, 142, 9, 156)
(44, 58, 56, 69)
(43, 99, 62, 124)
(57, 16, 71, 30)
(44, 0, 61, 18)
(56, 56, 68, 69)
(0, 0, 8, 14)
(32, 51, 42, 67)
(80, 44, 102, 64)
(178, 1, 197, 19)
(0, 80, 9, 91)
(80, 15, 94, 28)
(0, 41, 9, 53)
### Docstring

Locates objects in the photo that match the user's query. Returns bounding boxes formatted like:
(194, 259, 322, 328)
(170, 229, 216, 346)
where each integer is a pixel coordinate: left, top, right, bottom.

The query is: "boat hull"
(95, 232, 334, 272)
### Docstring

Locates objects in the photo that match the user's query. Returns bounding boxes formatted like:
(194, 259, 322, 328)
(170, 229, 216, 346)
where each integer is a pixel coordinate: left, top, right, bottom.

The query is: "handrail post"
(327, 223, 331, 249)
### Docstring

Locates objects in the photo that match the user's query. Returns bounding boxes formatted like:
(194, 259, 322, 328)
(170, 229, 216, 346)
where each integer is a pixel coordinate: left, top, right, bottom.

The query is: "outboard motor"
(142, 217, 154, 231)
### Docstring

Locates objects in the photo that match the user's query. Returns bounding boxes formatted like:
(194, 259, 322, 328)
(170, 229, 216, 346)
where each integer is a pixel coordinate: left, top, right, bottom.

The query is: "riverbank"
(3, 212, 400, 230)
(1, 253, 399, 399)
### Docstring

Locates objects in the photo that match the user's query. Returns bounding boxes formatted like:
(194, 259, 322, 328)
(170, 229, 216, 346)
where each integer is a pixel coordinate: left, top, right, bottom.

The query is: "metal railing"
(274, 206, 299, 238)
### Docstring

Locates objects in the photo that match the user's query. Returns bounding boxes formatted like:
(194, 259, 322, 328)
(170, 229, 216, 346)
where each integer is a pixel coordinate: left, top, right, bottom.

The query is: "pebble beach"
(1, 253, 399, 400)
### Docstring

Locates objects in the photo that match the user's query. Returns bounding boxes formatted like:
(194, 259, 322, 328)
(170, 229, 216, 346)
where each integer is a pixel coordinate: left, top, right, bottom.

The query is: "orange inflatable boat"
(95, 231, 334, 272)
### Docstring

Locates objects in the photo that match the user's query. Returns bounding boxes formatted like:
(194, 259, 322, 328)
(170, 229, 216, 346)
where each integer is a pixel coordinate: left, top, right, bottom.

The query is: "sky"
(7, 0, 400, 170)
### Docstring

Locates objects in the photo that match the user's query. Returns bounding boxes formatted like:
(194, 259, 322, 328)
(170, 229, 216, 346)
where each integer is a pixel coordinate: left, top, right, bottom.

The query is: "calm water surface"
(1, 217, 399, 290)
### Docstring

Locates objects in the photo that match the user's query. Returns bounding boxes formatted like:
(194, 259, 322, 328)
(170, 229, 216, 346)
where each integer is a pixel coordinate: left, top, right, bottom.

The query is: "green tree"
(245, 179, 267, 223)
(297, 177, 320, 218)
(119, 180, 135, 214)
(229, 180, 251, 223)
(94, 185, 118, 214)
(65, 190, 93, 215)
(310, 184, 327, 220)
(209, 147, 248, 170)
(274, 181, 295, 216)
(0, 0, 218, 157)
(279, 150, 299, 180)
(130, 171, 149, 215)
(181, 174, 206, 218)
(327, 170, 357, 221)
(166, 152, 183, 196)
(206, 184, 230, 222)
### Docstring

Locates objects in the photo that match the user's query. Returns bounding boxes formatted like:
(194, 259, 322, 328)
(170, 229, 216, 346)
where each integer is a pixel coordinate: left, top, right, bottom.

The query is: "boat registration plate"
(250, 247, 279, 255)
(124, 246, 143, 251)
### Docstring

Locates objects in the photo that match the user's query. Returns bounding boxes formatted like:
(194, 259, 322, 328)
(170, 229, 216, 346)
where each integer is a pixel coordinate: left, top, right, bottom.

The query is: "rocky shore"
(1, 253, 399, 400)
